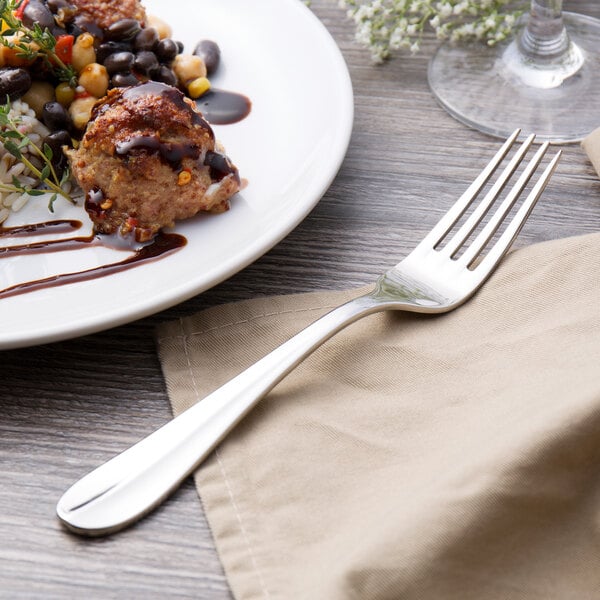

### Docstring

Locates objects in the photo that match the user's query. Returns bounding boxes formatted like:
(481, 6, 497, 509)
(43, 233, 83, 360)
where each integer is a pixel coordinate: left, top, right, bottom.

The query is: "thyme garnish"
(0, 0, 76, 210)
(0, 102, 74, 211)
(0, 0, 77, 86)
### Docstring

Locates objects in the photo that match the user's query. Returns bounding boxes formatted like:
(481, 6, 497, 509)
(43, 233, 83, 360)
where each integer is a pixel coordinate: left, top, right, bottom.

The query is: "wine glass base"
(428, 12, 600, 143)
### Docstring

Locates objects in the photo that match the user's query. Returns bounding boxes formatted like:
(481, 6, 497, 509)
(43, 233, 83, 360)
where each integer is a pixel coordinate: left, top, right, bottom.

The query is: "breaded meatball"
(67, 82, 240, 242)
(70, 0, 146, 29)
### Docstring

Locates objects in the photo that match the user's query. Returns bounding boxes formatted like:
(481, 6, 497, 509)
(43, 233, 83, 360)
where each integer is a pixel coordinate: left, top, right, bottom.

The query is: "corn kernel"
(187, 77, 211, 99)
(177, 170, 192, 186)
(100, 199, 113, 210)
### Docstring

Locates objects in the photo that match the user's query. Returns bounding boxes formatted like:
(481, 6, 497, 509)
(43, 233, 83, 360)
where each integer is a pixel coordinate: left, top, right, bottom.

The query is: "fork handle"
(57, 292, 385, 536)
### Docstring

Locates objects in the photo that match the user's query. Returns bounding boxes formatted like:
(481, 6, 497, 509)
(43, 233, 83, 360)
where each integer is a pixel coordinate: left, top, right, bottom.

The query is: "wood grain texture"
(2, 1, 600, 597)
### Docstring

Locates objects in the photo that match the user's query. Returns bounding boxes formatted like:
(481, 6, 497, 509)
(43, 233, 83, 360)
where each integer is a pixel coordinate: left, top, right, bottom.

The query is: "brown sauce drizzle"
(0, 220, 186, 300)
(0, 220, 81, 238)
(196, 89, 252, 125)
(122, 81, 214, 134)
(204, 150, 239, 183)
(0, 234, 98, 257)
(116, 136, 201, 170)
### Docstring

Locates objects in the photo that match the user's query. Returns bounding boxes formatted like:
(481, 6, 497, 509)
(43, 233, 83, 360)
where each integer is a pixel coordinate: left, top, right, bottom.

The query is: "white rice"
(0, 99, 51, 224)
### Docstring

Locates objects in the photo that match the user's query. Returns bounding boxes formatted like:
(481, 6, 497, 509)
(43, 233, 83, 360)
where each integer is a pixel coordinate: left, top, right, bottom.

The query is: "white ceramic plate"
(0, 0, 353, 349)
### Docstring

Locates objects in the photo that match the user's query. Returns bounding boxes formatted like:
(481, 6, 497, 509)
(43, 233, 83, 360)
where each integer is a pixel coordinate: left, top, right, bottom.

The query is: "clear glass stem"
(505, 0, 583, 89)
(427, 2, 600, 143)
(519, 0, 569, 61)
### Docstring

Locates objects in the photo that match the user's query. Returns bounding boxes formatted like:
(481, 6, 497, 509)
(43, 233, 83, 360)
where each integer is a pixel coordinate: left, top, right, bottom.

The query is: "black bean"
(105, 18, 142, 42)
(96, 41, 132, 64)
(43, 129, 71, 176)
(133, 51, 158, 76)
(175, 41, 184, 54)
(70, 15, 103, 39)
(22, 0, 55, 29)
(45, 130, 71, 150)
(50, 25, 67, 38)
(42, 101, 72, 132)
(155, 39, 178, 63)
(47, 0, 70, 13)
(104, 52, 135, 75)
(134, 27, 158, 51)
(193, 40, 221, 76)
(111, 72, 139, 88)
(0, 68, 31, 102)
(153, 65, 177, 87)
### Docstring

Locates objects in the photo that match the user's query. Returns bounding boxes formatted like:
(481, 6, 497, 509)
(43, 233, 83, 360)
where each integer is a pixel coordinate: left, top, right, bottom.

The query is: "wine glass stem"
(519, 0, 569, 61)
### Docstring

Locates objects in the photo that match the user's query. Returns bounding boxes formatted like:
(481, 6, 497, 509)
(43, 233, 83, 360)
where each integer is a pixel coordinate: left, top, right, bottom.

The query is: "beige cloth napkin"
(582, 127, 600, 175)
(157, 231, 600, 600)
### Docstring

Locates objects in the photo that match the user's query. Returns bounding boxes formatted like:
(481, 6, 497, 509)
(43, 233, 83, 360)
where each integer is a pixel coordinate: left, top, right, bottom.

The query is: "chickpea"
(147, 14, 172, 40)
(21, 81, 55, 118)
(68, 96, 97, 130)
(172, 54, 206, 86)
(78, 63, 109, 99)
(72, 33, 97, 72)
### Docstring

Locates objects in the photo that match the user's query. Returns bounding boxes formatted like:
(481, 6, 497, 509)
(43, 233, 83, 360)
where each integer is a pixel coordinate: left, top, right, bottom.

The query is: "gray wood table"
(2, 1, 599, 597)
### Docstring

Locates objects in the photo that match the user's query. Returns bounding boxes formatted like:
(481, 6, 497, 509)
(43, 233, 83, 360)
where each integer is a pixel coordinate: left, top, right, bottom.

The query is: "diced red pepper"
(14, 0, 29, 20)
(55, 35, 74, 65)
(74, 89, 91, 100)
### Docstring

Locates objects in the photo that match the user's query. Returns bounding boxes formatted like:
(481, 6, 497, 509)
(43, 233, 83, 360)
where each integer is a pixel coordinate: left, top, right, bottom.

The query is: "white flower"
(341, 0, 524, 61)
(453, 1, 468, 15)
(438, 3, 453, 18)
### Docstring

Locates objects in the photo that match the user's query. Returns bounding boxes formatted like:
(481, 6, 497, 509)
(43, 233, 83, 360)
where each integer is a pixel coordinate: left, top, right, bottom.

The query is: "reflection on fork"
(57, 129, 562, 536)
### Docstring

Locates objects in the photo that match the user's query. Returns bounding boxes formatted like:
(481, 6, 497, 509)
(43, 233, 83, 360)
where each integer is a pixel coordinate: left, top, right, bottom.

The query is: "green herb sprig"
(0, 102, 74, 211)
(0, 0, 77, 86)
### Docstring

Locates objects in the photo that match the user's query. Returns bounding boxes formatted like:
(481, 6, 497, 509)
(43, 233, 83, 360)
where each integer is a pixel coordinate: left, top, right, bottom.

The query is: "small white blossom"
(341, 0, 525, 60)
(452, 1, 468, 15)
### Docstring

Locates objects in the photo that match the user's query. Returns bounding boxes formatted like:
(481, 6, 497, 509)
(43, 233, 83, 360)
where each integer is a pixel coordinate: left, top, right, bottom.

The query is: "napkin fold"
(157, 232, 600, 600)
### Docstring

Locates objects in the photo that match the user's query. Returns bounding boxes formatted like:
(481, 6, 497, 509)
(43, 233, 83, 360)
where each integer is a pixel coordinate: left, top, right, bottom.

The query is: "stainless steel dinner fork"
(57, 130, 561, 536)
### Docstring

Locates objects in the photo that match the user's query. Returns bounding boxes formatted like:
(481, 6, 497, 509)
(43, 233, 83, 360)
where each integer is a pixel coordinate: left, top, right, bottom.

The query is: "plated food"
(0, 0, 244, 242)
(0, 0, 354, 349)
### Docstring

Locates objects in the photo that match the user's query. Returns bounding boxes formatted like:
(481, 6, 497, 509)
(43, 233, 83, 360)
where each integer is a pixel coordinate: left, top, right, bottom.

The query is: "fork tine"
(419, 128, 521, 249)
(441, 133, 536, 257)
(459, 141, 550, 268)
(470, 149, 562, 277)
